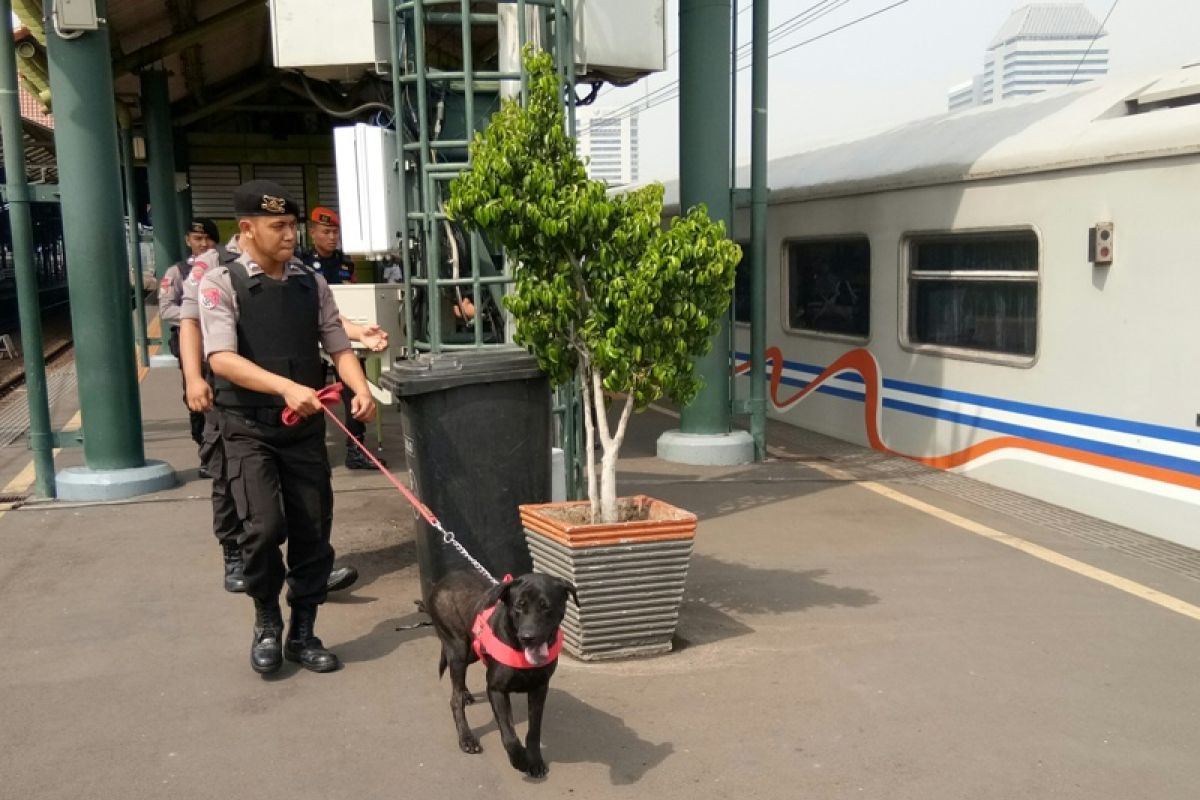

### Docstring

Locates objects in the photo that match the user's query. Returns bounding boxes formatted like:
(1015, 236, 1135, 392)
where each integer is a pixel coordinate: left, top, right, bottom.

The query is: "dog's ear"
(555, 577, 579, 608)
(495, 575, 521, 606)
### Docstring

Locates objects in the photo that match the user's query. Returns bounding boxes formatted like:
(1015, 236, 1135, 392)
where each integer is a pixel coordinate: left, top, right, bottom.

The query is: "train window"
(785, 237, 871, 338)
(905, 230, 1038, 359)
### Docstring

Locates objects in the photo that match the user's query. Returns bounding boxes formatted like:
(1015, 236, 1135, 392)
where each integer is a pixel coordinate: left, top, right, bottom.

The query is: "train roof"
(657, 62, 1200, 207)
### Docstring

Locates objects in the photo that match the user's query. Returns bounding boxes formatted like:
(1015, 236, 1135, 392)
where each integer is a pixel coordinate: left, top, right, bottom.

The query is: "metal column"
(44, 2, 147, 472)
(659, 0, 752, 465)
(678, 0, 732, 437)
(0, 0, 54, 497)
(749, 0, 769, 461)
(140, 69, 182, 352)
(120, 123, 151, 369)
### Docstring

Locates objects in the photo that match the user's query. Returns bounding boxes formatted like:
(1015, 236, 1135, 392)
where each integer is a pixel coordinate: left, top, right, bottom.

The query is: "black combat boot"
(250, 598, 284, 675)
(326, 565, 359, 593)
(222, 541, 246, 593)
(344, 437, 386, 470)
(284, 605, 341, 673)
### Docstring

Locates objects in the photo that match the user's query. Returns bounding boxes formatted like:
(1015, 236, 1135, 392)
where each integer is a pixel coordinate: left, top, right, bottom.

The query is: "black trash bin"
(381, 348, 551, 601)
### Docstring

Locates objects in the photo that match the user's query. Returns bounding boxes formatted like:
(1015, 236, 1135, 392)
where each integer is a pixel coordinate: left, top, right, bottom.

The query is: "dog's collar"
(471, 604, 563, 669)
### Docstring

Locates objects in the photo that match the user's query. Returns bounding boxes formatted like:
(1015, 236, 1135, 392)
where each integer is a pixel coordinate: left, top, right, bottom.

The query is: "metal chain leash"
(433, 518, 499, 586)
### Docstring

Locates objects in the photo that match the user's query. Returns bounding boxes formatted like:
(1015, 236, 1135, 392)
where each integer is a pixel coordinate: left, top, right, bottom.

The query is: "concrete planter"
(520, 496, 697, 661)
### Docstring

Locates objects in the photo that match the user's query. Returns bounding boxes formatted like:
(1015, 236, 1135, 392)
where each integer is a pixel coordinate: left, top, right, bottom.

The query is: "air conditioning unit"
(574, 0, 668, 83)
(269, 0, 390, 81)
(333, 124, 402, 257)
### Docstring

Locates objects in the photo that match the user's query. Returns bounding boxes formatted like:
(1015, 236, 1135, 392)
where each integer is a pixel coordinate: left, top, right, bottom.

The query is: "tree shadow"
(688, 552, 878, 615)
(464, 687, 674, 785)
(616, 464, 841, 522)
(674, 553, 880, 649)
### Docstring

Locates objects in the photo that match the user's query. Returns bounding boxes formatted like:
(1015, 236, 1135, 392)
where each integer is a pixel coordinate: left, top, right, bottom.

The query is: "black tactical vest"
(213, 261, 325, 408)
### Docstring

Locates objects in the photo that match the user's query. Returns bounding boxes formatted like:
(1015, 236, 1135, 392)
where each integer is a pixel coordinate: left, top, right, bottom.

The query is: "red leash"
(283, 382, 441, 527)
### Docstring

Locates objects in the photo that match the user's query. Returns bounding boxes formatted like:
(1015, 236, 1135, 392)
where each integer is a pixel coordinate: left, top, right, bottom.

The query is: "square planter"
(520, 496, 697, 661)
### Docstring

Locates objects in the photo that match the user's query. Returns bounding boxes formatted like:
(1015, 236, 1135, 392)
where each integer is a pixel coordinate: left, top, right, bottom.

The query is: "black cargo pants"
(218, 409, 335, 607)
(168, 326, 205, 445)
(198, 409, 241, 549)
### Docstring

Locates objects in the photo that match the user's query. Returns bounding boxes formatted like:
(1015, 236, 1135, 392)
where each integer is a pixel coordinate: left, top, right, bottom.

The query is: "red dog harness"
(472, 604, 564, 669)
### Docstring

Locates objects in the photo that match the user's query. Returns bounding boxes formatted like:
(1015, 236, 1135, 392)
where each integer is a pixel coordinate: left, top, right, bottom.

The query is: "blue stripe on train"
(735, 351, 1200, 449)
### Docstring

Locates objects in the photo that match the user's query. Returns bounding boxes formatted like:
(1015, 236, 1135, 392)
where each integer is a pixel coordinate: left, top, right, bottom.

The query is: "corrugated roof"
(988, 3, 1105, 49)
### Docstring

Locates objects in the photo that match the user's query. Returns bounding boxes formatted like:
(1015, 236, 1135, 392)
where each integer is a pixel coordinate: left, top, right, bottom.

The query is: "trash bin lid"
(380, 347, 546, 396)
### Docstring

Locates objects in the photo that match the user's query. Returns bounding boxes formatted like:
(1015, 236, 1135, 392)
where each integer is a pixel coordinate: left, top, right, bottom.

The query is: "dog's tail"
(438, 649, 447, 679)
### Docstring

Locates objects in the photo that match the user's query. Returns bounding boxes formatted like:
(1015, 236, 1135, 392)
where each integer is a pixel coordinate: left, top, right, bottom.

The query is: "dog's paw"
(461, 690, 476, 706)
(458, 735, 482, 755)
(525, 757, 549, 779)
(506, 746, 530, 772)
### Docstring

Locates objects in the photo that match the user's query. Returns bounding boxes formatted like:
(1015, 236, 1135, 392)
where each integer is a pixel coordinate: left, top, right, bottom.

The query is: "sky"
(590, 0, 1200, 182)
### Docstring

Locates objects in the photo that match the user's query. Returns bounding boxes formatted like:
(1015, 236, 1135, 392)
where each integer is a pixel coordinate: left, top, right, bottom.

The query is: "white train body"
(707, 66, 1200, 549)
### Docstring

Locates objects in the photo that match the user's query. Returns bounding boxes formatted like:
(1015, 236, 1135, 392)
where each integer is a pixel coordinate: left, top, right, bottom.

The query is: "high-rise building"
(948, 3, 1108, 112)
(575, 108, 639, 187)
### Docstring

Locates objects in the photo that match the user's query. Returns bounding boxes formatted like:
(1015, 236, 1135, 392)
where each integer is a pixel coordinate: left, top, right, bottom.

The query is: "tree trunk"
(578, 365, 599, 521)
(592, 369, 635, 524)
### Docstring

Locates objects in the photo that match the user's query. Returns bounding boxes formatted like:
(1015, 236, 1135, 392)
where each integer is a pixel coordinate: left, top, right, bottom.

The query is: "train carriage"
(685, 64, 1200, 549)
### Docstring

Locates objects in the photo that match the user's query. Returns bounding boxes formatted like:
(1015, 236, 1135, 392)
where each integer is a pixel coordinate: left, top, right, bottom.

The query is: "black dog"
(426, 570, 577, 778)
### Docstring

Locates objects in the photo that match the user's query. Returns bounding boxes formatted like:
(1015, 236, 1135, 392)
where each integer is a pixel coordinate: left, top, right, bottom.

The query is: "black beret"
(233, 180, 300, 218)
(189, 217, 219, 242)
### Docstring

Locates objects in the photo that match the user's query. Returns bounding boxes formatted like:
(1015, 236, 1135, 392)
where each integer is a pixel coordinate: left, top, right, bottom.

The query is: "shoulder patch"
(188, 265, 206, 286)
(160, 276, 172, 289)
(200, 288, 221, 310)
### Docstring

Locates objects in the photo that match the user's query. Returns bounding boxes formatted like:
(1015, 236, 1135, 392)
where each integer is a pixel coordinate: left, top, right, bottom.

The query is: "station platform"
(3, 358, 1200, 799)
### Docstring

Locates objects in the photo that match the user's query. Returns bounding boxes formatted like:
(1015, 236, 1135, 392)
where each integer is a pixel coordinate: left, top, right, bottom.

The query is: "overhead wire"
(593, 0, 850, 121)
(1068, 0, 1119, 83)
(582, 0, 913, 133)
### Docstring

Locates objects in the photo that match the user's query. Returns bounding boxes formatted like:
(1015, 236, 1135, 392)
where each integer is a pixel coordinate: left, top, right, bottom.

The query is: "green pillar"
(121, 124, 151, 369)
(0, 0, 55, 497)
(678, 0, 732, 436)
(658, 0, 752, 465)
(749, 0, 769, 461)
(140, 69, 181, 350)
(45, 1, 146, 470)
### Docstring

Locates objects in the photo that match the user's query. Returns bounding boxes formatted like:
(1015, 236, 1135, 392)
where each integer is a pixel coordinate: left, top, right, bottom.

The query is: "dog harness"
(471, 604, 564, 669)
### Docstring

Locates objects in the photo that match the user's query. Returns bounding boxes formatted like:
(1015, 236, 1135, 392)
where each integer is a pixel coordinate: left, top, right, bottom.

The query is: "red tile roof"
(19, 85, 53, 129)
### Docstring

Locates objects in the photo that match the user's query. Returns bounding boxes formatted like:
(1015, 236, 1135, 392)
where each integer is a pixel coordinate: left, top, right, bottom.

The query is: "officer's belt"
(218, 406, 286, 426)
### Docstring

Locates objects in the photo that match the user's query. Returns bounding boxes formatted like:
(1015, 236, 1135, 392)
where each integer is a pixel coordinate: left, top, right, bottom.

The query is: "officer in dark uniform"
(298, 206, 387, 470)
(164, 218, 219, 447)
(199, 180, 376, 675)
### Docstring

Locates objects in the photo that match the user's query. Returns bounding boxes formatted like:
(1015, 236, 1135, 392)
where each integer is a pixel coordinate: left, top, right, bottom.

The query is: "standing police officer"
(298, 206, 386, 470)
(200, 180, 375, 675)
(162, 218, 219, 448)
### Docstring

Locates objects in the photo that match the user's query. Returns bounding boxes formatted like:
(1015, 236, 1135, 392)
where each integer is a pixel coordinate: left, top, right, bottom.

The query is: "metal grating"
(188, 164, 240, 218)
(316, 166, 339, 210)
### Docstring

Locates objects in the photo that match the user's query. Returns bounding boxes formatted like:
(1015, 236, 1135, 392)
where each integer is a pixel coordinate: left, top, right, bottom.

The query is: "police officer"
(162, 218, 218, 448)
(180, 238, 370, 597)
(200, 180, 375, 675)
(298, 207, 387, 470)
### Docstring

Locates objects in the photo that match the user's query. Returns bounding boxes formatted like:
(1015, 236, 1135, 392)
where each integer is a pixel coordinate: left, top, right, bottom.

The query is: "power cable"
(584, 0, 912, 131)
(1068, 0, 1119, 84)
(590, 0, 857, 129)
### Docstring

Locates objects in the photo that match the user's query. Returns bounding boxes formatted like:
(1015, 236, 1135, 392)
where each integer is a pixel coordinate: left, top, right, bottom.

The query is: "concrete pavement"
(2, 364, 1200, 799)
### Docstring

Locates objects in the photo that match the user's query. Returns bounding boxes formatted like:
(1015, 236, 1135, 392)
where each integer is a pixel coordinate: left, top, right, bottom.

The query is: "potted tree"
(447, 50, 741, 659)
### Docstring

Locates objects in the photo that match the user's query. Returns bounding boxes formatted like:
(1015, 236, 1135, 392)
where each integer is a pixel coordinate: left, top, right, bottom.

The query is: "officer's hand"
(185, 378, 214, 413)
(359, 324, 389, 352)
(350, 392, 376, 423)
(282, 384, 323, 418)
